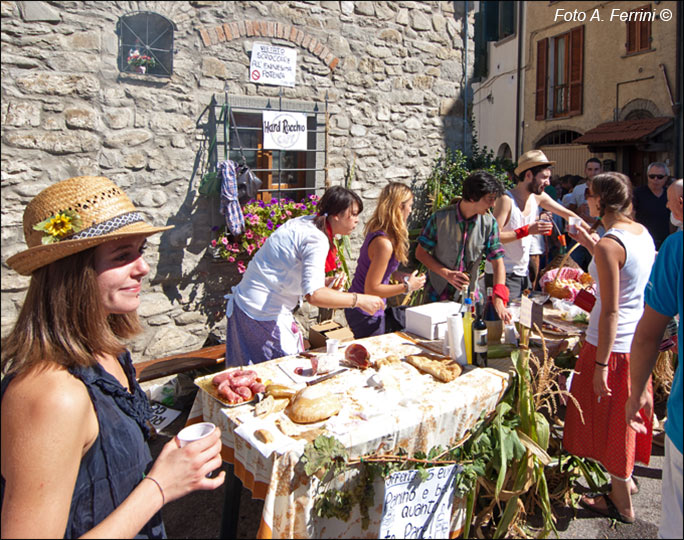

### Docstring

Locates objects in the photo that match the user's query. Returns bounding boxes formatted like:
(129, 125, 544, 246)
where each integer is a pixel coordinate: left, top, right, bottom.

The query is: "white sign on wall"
(249, 42, 297, 87)
(379, 464, 461, 539)
(262, 110, 308, 151)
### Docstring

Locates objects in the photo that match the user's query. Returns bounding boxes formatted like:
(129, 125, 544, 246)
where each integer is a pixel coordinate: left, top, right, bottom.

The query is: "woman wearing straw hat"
(224, 185, 384, 367)
(1, 176, 225, 538)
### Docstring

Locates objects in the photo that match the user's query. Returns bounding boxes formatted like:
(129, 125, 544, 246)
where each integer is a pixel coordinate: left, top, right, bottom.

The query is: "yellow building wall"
(523, 1, 678, 159)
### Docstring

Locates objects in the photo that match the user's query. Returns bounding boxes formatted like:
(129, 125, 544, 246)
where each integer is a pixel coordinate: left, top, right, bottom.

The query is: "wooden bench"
(134, 344, 226, 383)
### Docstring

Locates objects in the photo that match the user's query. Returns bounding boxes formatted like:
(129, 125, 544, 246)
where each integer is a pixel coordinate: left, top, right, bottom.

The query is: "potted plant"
(127, 48, 156, 74)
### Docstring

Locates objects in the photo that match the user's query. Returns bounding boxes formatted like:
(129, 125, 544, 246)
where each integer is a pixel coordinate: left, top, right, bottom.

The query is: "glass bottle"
(473, 302, 488, 367)
(484, 287, 503, 344)
(463, 297, 473, 365)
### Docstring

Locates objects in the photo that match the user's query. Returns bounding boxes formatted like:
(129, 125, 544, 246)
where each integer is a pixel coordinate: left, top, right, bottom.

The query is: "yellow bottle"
(463, 297, 473, 365)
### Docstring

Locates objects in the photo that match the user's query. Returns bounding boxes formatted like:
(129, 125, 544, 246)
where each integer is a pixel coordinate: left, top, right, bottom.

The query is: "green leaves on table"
(302, 435, 348, 478)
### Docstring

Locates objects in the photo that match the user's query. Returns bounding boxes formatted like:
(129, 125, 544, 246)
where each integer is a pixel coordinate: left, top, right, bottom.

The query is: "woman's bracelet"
(595, 360, 608, 367)
(351, 292, 358, 308)
(144, 475, 165, 507)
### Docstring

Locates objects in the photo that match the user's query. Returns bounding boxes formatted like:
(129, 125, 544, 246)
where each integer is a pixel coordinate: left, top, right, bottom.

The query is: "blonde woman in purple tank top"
(345, 182, 426, 338)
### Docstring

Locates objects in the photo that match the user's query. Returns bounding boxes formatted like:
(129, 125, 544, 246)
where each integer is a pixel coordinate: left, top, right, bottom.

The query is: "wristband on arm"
(515, 225, 530, 239)
(492, 284, 510, 306)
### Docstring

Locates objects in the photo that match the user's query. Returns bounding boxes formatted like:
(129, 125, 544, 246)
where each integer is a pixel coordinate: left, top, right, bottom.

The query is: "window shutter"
(568, 25, 583, 116)
(639, 17, 651, 50)
(627, 20, 637, 53)
(535, 38, 548, 120)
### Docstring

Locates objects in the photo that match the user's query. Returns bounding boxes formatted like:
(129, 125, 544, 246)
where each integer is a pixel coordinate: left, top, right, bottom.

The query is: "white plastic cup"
(176, 422, 216, 447)
(568, 217, 582, 235)
(504, 324, 519, 345)
(326, 339, 340, 354)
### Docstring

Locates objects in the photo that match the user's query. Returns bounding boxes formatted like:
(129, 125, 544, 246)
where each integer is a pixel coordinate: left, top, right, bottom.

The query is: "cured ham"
(344, 343, 370, 369)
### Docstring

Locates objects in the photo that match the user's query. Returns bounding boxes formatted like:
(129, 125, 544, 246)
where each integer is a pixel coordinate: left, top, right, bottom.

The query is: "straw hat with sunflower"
(6, 176, 173, 275)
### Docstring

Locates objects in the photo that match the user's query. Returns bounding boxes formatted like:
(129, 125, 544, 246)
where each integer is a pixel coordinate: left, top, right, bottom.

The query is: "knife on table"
(306, 368, 348, 386)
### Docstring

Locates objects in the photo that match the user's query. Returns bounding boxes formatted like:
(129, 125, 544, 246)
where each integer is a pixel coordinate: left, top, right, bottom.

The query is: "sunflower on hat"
(33, 209, 83, 244)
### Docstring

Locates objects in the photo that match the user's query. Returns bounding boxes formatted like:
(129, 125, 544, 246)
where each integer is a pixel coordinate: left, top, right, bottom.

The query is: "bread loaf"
(254, 428, 274, 444)
(285, 385, 342, 424)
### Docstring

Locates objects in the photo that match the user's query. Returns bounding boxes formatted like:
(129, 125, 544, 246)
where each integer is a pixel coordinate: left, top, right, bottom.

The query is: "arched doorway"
(497, 143, 512, 161)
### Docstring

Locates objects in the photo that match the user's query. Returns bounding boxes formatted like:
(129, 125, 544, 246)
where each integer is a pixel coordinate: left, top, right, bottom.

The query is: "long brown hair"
(588, 172, 634, 220)
(364, 182, 412, 265)
(1, 247, 142, 376)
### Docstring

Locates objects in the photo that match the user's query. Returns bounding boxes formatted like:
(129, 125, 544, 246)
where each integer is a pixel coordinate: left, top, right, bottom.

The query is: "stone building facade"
(523, 0, 679, 182)
(1, 1, 474, 361)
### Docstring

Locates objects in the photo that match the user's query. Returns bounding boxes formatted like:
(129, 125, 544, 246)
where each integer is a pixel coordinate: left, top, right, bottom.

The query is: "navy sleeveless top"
(1, 351, 165, 539)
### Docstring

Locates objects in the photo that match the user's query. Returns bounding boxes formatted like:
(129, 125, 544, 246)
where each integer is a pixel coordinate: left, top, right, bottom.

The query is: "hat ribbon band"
(68, 211, 145, 240)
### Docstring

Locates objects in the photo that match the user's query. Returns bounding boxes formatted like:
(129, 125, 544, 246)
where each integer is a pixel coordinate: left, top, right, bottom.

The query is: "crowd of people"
(1, 150, 681, 537)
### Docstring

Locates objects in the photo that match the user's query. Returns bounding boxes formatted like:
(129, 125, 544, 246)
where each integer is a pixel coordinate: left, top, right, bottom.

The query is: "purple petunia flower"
(266, 219, 273, 230)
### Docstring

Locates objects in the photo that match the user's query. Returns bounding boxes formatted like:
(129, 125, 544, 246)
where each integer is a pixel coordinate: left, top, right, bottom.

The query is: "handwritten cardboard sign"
(262, 110, 308, 150)
(249, 42, 297, 87)
(520, 295, 543, 331)
(379, 463, 461, 539)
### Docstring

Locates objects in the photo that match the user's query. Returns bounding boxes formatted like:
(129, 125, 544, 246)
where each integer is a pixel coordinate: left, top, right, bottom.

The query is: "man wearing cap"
(486, 150, 584, 299)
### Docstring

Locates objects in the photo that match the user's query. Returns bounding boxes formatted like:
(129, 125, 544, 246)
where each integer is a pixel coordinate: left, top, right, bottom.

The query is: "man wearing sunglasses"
(633, 162, 671, 250)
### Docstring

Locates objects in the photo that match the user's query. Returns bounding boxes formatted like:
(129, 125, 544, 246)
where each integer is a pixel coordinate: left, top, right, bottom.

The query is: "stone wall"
(1, 1, 474, 361)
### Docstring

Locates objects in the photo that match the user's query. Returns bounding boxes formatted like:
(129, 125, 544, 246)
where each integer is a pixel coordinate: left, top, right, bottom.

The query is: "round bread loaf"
(285, 385, 342, 424)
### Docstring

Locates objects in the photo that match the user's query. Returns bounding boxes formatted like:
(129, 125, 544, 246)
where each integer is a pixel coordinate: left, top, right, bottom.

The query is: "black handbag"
(236, 164, 262, 205)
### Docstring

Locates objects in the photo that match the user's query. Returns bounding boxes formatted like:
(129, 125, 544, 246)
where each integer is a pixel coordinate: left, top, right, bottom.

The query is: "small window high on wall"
(626, 4, 652, 54)
(117, 11, 175, 77)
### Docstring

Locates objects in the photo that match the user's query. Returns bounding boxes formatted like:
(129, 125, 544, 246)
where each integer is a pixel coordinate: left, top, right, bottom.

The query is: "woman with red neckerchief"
(224, 186, 383, 367)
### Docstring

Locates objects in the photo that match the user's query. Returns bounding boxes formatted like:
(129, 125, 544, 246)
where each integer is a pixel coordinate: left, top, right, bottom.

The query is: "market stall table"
(186, 331, 510, 539)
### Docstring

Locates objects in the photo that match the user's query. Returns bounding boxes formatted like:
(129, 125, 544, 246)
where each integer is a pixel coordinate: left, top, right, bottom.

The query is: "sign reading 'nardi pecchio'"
(262, 110, 308, 151)
(249, 42, 297, 87)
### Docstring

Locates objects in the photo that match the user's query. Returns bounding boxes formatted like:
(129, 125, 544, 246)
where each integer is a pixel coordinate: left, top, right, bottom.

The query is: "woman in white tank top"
(563, 172, 656, 524)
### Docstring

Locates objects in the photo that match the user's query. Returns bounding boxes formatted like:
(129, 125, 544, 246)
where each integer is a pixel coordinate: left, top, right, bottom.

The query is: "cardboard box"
(404, 301, 463, 340)
(308, 320, 354, 350)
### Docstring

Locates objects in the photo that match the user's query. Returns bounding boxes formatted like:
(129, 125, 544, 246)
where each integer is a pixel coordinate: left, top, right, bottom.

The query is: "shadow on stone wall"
(151, 99, 239, 335)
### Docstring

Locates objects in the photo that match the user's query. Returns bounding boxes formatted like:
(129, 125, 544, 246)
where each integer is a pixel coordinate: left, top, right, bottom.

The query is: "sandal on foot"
(599, 477, 639, 495)
(631, 476, 639, 495)
(580, 492, 635, 524)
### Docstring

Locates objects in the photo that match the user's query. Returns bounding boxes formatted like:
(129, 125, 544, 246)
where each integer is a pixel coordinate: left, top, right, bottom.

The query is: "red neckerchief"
(324, 220, 338, 273)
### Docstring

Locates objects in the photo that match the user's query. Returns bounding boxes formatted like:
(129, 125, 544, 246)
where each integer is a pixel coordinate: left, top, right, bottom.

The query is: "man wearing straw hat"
(2, 176, 225, 538)
(485, 149, 584, 299)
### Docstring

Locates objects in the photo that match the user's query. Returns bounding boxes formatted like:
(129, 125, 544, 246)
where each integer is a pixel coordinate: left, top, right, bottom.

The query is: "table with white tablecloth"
(187, 331, 510, 539)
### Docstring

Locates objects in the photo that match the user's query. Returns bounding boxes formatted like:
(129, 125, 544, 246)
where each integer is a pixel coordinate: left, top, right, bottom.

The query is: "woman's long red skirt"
(563, 341, 653, 479)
